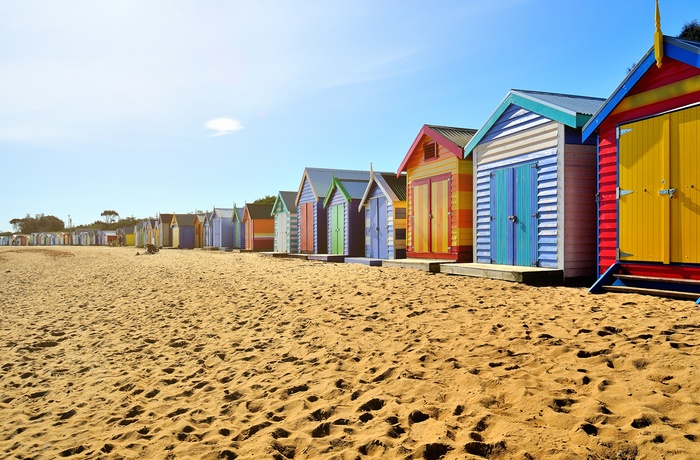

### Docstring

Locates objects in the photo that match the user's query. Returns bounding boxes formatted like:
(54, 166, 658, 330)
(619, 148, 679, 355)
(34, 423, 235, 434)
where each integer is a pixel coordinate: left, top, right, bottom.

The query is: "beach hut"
(194, 213, 206, 248)
(117, 225, 136, 246)
(231, 206, 246, 249)
(242, 203, 274, 251)
(203, 211, 214, 247)
(209, 208, 235, 249)
(585, 36, 700, 299)
(322, 176, 371, 256)
(462, 90, 604, 280)
(271, 192, 298, 253)
(171, 214, 197, 249)
(397, 125, 476, 261)
(358, 169, 407, 259)
(158, 214, 173, 247)
(295, 168, 371, 254)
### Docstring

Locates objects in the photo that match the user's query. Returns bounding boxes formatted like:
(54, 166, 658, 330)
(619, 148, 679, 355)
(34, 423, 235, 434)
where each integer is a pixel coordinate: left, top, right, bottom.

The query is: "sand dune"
(1, 246, 699, 459)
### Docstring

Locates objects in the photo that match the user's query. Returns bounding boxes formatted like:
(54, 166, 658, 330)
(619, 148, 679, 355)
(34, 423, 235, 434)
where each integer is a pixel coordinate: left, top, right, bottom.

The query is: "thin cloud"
(205, 118, 243, 136)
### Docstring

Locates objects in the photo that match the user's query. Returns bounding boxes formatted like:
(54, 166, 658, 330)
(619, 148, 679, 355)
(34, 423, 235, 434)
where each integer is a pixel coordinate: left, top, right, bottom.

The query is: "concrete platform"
(259, 252, 290, 258)
(382, 258, 455, 273)
(307, 254, 347, 263)
(287, 253, 309, 260)
(439, 262, 563, 285)
(344, 257, 383, 267)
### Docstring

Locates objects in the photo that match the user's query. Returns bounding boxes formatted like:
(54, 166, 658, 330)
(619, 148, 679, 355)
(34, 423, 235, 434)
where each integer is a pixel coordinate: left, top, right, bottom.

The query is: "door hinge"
(616, 187, 634, 199)
(617, 248, 634, 259)
(616, 127, 633, 139)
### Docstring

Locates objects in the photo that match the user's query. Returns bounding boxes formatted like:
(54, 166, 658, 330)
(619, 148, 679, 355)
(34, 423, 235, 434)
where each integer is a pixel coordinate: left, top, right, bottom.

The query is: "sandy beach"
(1, 246, 699, 459)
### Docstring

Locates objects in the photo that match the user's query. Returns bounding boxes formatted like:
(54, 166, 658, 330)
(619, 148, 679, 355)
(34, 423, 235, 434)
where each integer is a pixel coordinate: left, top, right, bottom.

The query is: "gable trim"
(397, 125, 464, 175)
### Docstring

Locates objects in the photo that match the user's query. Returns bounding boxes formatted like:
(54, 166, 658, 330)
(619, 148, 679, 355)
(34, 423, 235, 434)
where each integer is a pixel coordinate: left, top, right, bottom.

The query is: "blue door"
(490, 163, 538, 266)
(369, 196, 388, 259)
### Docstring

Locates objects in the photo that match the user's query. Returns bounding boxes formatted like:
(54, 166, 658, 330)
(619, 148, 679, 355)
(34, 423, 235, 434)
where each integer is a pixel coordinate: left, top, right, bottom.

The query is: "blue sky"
(0, 0, 696, 231)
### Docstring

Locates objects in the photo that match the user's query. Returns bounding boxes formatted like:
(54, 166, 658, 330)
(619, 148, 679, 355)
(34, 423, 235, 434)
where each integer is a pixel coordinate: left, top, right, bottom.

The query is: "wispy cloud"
(205, 118, 243, 136)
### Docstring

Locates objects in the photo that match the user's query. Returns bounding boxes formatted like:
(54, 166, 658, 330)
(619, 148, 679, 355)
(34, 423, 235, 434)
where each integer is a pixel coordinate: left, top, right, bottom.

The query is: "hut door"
(277, 212, 288, 253)
(619, 106, 700, 264)
(369, 196, 388, 258)
(300, 202, 315, 253)
(412, 175, 451, 254)
(331, 204, 345, 254)
(490, 163, 538, 266)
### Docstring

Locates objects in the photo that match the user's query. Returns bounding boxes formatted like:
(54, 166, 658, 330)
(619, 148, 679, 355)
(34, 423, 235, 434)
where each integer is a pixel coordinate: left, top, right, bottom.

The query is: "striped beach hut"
(242, 203, 274, 251)
(397, 125, 476, 261)
(323, 175, 371, 256)
(171, 214, 197, 249)
(271, 192, 298, 253)
(231, 206, 246, 249)
(358, 168, 407, 259)
(295, 168, 371, 254)
(585, 36, 700, 299)
(463, 90, 604, 280)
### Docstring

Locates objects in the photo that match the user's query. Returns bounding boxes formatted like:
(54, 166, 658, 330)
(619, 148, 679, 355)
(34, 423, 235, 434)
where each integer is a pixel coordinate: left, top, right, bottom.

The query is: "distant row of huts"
(4, 36, 700, 300)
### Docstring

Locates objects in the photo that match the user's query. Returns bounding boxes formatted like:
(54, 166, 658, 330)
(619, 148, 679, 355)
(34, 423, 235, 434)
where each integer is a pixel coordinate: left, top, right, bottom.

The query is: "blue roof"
(464, 89, 605, 157)
(582, 36, 700, 141)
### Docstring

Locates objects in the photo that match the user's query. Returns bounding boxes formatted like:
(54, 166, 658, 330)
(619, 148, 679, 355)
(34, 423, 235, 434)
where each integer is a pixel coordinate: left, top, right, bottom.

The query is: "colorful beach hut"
(231, 206, 246, 249)
(295, 168, 371, 254)
(242, 203, 274, 251)
(585, 36, 700, 299)
(271, 192, 298, 253)
(171, 214, 197, 249)
(158, 213, 173, 247)
(358, 169, 407, 259)
(397, 125, 476, 261)
(322, 175, 371, 256)
(462, 90, 604, 280)
(209, 208, 235, 249)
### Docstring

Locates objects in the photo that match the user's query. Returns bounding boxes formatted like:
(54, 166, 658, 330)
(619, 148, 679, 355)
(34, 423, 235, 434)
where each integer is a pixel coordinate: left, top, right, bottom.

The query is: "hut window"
(395, 208, 406, 219)
(423, 142, 437, 160)
(395, 228, 406, 240)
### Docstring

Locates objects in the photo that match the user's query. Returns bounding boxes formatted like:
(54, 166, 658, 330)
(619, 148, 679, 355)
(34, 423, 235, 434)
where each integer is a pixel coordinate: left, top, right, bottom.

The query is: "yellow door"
(430, 178, 450, 253)
(670, 105, 700, 263)
(619, 105, 700, 264)
(618, 114, 670, 263)
(412, 182, 429, 253)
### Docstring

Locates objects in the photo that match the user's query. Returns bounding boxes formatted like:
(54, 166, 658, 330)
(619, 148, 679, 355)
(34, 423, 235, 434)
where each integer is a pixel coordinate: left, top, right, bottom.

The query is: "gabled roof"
(464, 89, 605, 157)
(213, 208, 234, 220)
(159, 213, 173, 224)
(272, 191, 298, 216)
(323, 177, 370, 207)
(172, 214, 197, 226)
(295, 167, 372, 206)
(358, 170, 407, 210)
(397, 125, 477, 174)
(231, 206, 245, 223)
(243, 203, 274, 220)
(582, 36, 700, 140)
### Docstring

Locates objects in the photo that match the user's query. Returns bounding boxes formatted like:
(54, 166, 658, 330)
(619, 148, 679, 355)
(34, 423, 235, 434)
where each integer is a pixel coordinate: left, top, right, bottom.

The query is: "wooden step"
(603, 284, 700, 301)
(614, 274, 700, 286)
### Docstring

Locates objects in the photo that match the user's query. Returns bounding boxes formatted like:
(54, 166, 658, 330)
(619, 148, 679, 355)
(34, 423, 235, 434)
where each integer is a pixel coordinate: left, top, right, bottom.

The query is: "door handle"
(508, 215, 517, 223)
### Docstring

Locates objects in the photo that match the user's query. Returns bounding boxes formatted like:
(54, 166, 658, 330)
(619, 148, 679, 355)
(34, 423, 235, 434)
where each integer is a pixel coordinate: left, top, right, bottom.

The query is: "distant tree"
(252, 195, 276, 204)
(679, 20, 700, 41)
(101, 210, 120, 224)
(10, 213, 65, 233)
(9, 218, 22, 232)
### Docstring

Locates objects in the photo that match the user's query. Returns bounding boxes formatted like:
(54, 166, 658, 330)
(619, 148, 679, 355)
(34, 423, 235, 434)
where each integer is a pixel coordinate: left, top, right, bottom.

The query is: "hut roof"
(397, 125, 477, 174)
(464, 89, 605, 157)
(583, 36, 700, 140)
(295, 167, 371, 206)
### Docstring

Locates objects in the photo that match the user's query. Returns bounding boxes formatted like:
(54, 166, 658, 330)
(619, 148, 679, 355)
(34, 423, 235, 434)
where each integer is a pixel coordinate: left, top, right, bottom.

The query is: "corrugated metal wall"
(474, 112, 558, 268)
